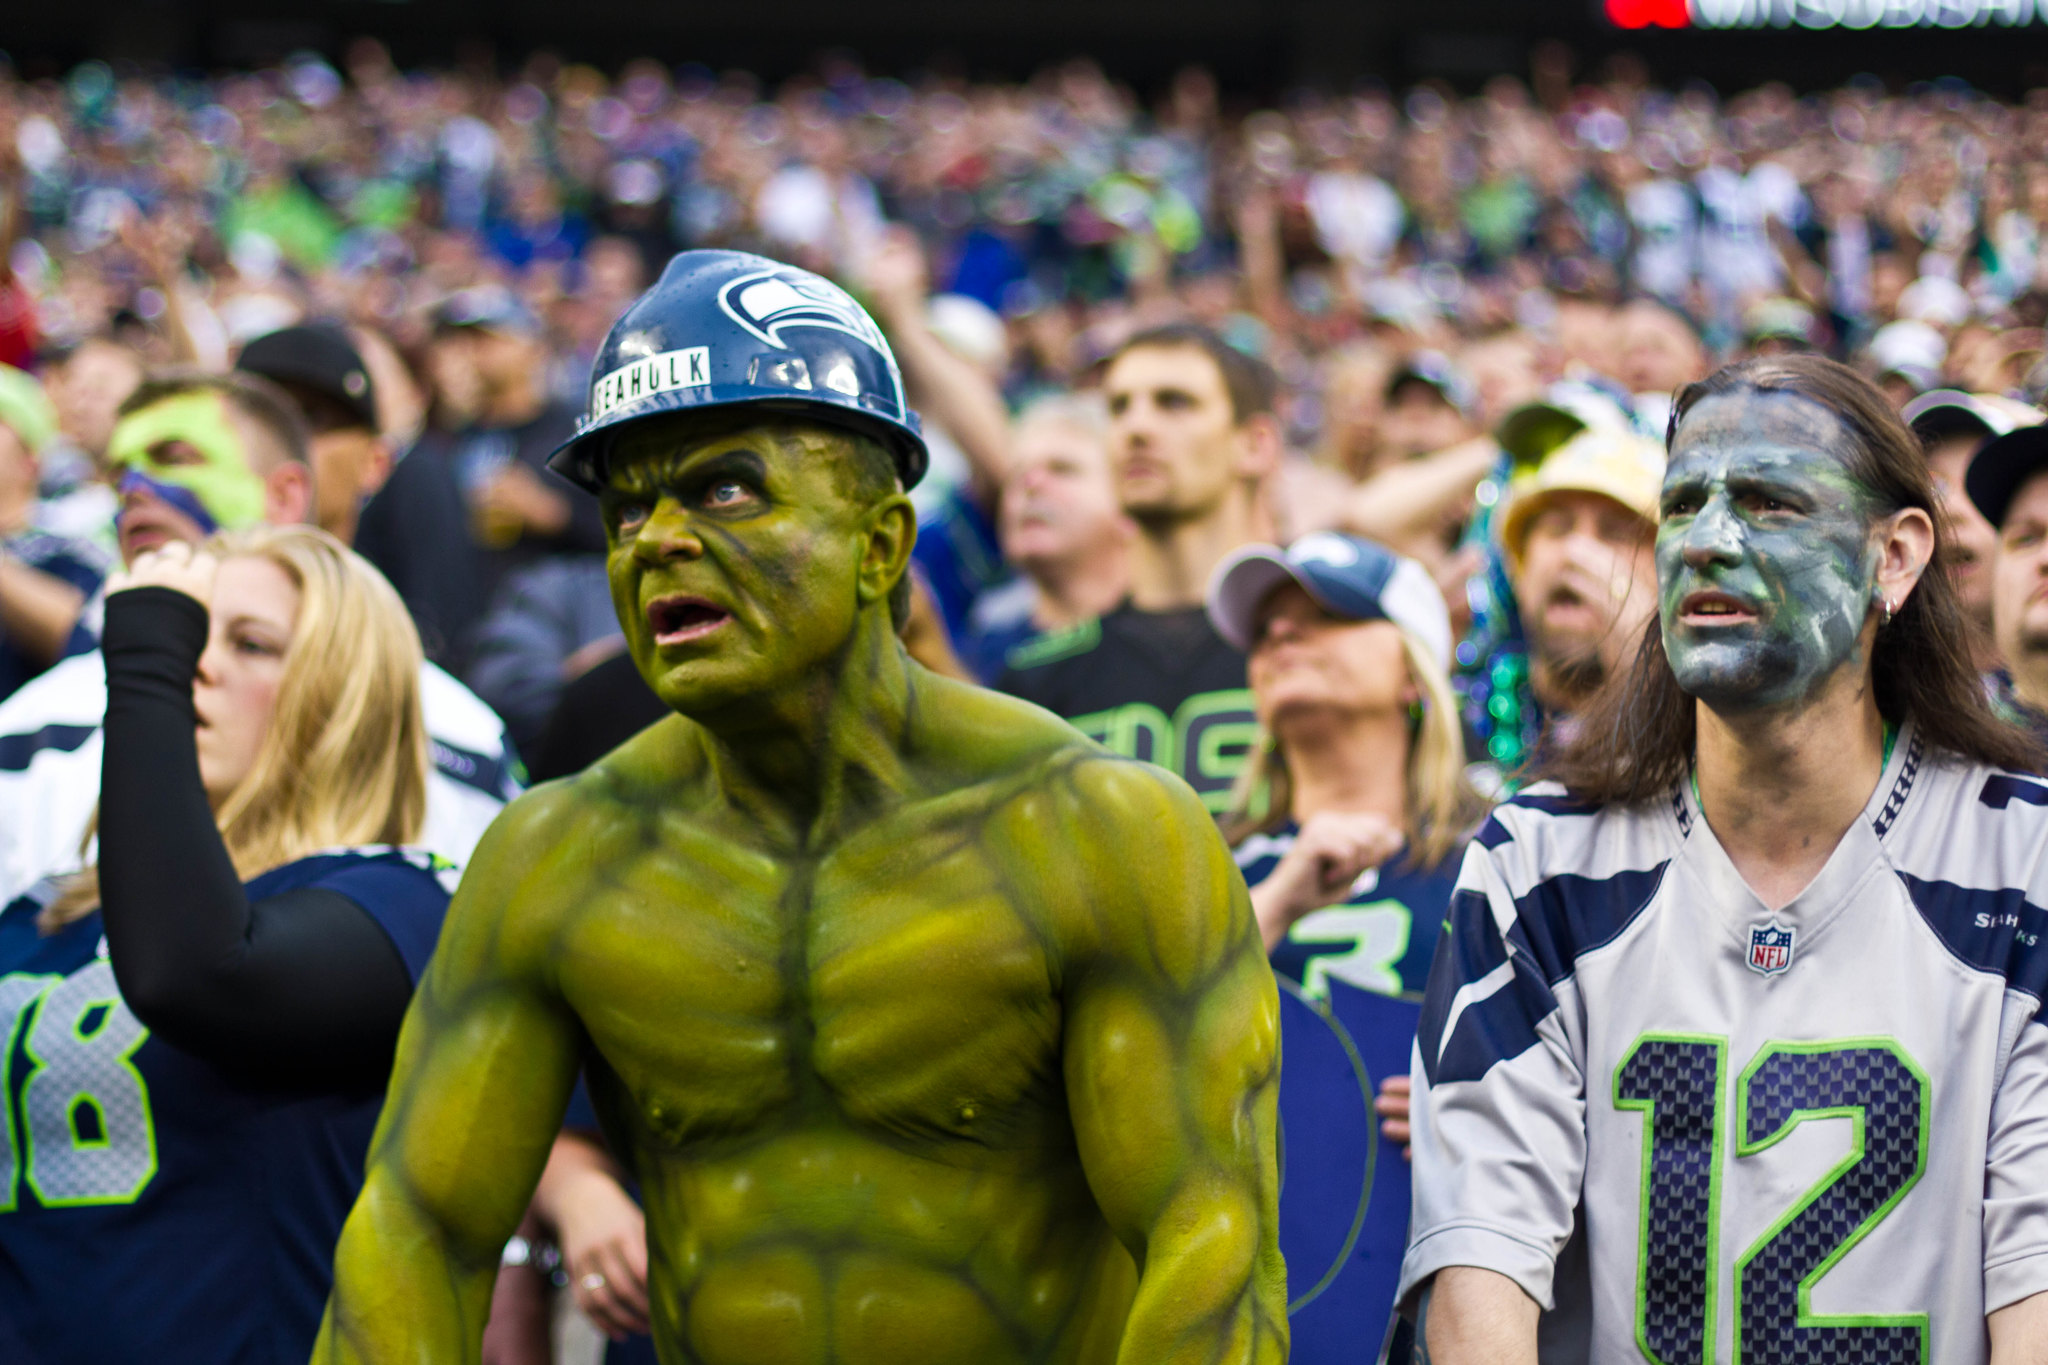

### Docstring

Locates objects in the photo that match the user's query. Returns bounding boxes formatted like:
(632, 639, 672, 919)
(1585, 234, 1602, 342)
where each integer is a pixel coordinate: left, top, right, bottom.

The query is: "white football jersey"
(1401, 723, 2048, 1363)
(0, 651, 519, 902)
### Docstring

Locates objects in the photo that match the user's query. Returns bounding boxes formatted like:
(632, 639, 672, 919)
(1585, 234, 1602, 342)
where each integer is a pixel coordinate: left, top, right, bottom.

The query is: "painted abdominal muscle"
(546, 750, 1272, 1361)
(318, 697, 1286, 1365)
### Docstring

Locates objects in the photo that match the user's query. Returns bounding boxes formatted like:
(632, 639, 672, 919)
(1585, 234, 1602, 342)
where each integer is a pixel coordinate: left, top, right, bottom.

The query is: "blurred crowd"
(5, 43, 2048, 778)
(6, 42, 2048, 1363)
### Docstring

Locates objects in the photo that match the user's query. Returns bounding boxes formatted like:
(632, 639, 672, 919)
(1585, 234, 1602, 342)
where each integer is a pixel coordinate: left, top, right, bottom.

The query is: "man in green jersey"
(999, 322, 1280, 811)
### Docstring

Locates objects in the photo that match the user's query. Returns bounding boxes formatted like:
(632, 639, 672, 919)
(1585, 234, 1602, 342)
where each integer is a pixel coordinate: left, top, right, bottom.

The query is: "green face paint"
(107, 391, 270, 531)
(601, 417, 873, 716)
(1656, 389, 1883, 713)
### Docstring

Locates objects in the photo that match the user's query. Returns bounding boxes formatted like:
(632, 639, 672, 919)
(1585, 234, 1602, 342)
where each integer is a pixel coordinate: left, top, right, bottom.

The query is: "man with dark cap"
(236, 323, 392, 547)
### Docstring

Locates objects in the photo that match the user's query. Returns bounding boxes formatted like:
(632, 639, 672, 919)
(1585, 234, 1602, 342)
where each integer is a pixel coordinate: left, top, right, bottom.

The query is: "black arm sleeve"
(97, 587, 416, 1085)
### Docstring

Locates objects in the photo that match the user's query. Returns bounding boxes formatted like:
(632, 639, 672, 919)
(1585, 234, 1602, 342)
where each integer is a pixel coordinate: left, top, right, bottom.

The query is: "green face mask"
(107, 391, 270, 533)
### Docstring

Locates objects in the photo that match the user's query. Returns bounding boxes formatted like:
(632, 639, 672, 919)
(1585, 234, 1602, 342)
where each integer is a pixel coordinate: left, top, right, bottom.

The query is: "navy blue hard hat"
(547, 249, 928, 493)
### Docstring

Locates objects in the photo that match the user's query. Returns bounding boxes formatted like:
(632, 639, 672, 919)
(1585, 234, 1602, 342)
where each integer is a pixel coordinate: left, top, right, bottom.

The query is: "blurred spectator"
(236, 324, 392, 546)
(0, 370, 513, 908)
(37, 335, 140, 544)
(1341, 354, 1498, 632)
(1379, 352, 1480, 461)
(0, 362, 106, 698)
(1867, 319, 1950, 407)
(466, 557, 617, 762)
(862, 227, 1015, 646)
(1496, 427, 1665, 742)
(1904, 389, 2046, 673)
(1969, 423, 2048, 735)
(961, 394, 1131, 680)
(0, 133, 37, 370)
(376, 287, 593, 670)
(999, 323, 1277, 811)
(1614, 298, 1710, 430)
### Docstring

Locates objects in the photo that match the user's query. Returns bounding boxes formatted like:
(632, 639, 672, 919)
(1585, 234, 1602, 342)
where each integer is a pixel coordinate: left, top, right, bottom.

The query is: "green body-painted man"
(314, 251, 1286, 1364)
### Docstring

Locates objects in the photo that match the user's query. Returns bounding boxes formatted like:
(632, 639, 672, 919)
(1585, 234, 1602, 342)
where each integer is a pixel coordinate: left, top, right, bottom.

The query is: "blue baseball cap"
(1207, 531, 1453, 669)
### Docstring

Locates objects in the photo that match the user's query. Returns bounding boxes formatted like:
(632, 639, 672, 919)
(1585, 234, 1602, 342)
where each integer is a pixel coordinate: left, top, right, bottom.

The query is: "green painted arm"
(312, 791, 586, 1364)
(1059, 759, 1288, 1365)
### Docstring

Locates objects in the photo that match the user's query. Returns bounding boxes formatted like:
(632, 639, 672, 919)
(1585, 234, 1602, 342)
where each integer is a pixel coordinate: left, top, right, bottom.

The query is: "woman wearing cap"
(0, 526, 451, 1363)
(1208, 532, 1487, 1155)
(1211, 531, 1485, 963)
(1207, 531, 1484, 1359)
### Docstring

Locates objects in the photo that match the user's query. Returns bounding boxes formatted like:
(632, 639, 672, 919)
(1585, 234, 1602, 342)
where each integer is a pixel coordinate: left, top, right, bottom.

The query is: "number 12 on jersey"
(1615, 1034, 1929, 1365)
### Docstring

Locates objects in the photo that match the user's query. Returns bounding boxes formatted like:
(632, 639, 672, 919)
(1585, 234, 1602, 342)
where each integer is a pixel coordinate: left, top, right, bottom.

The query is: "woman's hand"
(534, 1133, 650, 1341)
(106, 542, 218, 608)
(1249, 809, 1404, 951)
(1375, 1074, 1413, 1161)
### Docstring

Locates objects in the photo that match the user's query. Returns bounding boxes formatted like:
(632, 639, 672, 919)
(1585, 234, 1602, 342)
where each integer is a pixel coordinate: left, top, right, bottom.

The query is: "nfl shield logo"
(1747, 919, 1796, 977)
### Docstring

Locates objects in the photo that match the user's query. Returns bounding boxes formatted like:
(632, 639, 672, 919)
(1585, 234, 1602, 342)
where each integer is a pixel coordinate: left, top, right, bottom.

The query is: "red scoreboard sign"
(1608, 0, 2046, 25)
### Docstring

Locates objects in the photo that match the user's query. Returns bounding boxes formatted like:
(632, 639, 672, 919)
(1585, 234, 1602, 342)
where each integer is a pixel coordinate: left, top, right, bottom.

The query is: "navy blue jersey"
(0, 848, 451, 1365)
(1235, 822, 1458, 1362)
(1234, 821, 1459, 1000)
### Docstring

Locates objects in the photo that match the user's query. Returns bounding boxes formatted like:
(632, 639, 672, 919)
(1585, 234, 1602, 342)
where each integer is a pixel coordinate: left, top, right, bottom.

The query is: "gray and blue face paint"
(1656, 389, 1885, 713)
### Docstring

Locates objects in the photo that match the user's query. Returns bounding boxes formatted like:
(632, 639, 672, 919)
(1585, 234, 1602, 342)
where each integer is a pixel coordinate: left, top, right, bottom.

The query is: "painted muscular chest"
(558, 817, 1068, 1156)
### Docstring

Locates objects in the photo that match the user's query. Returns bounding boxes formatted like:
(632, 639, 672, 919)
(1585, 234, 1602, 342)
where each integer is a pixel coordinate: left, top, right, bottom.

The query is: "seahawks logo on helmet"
(717, 268, 894, 360)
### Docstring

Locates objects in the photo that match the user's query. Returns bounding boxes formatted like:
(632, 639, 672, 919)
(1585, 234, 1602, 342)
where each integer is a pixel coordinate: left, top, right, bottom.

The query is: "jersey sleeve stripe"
(1504, 865, 1670, 987)
(1418, 888, 1563, 1087)
(427, 738, 519, 800)
(1418, 863, 1668, 1087)
(1896, 872, 2048, 1018)
(1981, 775, 2048, 811)
(0, 724, 97, 773)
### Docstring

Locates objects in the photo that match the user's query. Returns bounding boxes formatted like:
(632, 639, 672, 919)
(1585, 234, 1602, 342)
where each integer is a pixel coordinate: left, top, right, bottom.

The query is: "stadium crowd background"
(4, 43, 2048, 727)
(5, 38, 2048, 1358)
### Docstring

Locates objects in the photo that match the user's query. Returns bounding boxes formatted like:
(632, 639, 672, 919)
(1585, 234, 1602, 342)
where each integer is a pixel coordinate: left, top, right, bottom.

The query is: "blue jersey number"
(0, 962, 159, 1211)
(1617, 1036, 1928, 1364)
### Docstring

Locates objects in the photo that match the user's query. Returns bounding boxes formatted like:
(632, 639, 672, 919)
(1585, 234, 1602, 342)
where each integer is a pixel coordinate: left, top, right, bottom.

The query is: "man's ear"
(265, 461, 314, 528)
(856, 492, 918, 610)
(1235, 413, 1284, 482)
(1873, 505, 1935, 620)
(359, 437, 395, 501)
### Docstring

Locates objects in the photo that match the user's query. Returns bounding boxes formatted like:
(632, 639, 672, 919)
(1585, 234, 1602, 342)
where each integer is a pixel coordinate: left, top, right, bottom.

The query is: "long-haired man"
(1403, 355, 2048, 1363)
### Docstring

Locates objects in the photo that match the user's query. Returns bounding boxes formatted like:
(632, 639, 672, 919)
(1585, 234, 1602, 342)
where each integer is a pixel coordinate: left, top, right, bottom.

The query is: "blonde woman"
(0, 526, 450, 1364)
(1209, 532, 1485, 970)
(1206, 531, 1486, 1362)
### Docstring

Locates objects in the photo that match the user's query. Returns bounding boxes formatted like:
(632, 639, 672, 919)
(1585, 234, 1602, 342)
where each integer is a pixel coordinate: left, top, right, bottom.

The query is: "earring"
(1878, 596, 1895, 628)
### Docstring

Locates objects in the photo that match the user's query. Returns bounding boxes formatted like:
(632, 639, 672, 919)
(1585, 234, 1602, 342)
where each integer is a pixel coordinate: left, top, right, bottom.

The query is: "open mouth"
(1678, 590, 1758, 626)
(646, 595, 731, 646)
(1543, 583, 1590, 614)
(118, 518, 175, 555)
